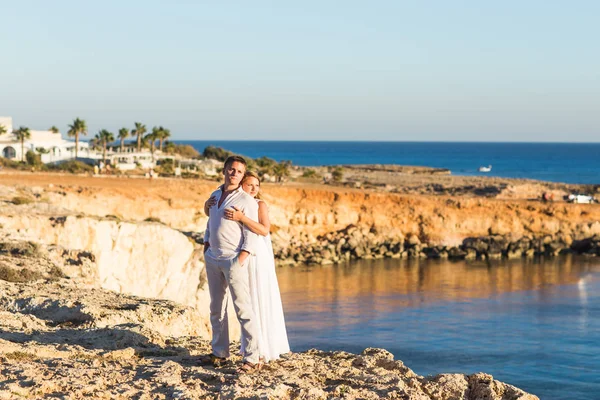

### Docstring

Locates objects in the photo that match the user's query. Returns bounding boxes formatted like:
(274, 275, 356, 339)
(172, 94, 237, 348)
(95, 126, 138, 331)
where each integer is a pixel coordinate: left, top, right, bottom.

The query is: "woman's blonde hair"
(242, 171, 262, 199)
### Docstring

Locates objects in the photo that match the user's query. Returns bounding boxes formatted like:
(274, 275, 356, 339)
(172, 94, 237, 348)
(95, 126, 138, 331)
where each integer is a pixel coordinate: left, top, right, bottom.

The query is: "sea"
(176, 141, 600, 185)
(277, 257, 600, 400)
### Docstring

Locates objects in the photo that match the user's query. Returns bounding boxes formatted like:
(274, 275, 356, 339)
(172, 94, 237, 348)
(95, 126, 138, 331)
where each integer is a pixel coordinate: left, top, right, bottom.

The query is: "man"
(203, 155, 261, 372)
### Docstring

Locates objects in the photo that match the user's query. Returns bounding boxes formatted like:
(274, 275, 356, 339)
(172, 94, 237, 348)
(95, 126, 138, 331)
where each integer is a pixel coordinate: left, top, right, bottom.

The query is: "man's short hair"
(223, 155, 247, 170)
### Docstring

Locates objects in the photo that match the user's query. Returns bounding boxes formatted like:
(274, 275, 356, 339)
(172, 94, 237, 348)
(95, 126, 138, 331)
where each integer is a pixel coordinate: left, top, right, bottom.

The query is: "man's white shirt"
(204, 186, 259, 259)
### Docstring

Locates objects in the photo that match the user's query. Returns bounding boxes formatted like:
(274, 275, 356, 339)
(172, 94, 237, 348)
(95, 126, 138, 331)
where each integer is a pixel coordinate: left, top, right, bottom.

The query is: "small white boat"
(478, 165, 492, 172)
(567, 194, 596, 204)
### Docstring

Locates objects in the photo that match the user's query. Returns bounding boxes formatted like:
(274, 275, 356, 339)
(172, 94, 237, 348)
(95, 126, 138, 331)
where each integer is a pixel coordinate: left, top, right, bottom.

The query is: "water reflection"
(278, 256, 598, 326)
(277, 256, 600, 400)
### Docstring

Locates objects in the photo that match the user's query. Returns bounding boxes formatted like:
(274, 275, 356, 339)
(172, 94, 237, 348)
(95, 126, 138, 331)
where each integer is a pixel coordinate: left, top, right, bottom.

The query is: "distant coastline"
(175, 140, 600, 185)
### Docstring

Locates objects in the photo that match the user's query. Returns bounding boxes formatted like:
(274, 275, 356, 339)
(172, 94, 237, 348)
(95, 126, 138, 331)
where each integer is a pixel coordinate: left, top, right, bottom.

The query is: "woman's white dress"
(241, 202, 290, 362)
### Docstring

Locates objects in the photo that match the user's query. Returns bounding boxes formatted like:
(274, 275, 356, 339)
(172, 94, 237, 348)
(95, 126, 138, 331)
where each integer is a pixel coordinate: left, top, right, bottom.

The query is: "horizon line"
(80, 138, 600, 145)
(169, 139, 600, 144)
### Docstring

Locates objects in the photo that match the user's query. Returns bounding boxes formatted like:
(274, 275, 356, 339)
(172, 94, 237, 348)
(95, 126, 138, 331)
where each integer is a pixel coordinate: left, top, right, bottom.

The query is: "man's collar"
(220, 184, 242, 194)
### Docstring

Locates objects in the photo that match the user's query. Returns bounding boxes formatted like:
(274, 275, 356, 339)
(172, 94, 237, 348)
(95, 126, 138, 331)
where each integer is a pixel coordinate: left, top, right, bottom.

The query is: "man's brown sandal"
(200, 353, 228, 367)
(236, 361, 262, 374)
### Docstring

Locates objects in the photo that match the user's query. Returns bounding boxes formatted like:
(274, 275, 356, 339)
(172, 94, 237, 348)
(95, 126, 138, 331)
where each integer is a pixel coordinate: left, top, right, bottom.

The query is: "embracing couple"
(203, 155, 290, 373)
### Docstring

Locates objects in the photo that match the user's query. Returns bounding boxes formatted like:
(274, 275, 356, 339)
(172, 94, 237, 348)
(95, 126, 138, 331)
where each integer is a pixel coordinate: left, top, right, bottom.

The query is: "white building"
(0, 116, 181, 170)
(110, 151, 158, 170)
(0, 116, 89, 163)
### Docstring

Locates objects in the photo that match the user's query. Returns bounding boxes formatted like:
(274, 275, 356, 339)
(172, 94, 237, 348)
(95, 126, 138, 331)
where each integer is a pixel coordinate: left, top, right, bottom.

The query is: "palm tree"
(132, 122, 146, 153)
(49, 126, 60, 134)
(97, 129, 115, 164)
(118, 127, 129, 153)
(0, 125, 7, 136)
(89, 136, 100, 151)
(67, 118, 87, 159)
(163, 141, 175, 154)
(146, 127, 161, 162)
(158, 127, 170, 152)
(13, 126, 31, 162)
(139, 133, 149, 150)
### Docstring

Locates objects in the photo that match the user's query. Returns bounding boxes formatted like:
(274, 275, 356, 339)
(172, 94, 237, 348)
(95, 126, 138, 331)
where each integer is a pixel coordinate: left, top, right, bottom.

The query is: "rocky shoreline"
(274, 224, 600, 265)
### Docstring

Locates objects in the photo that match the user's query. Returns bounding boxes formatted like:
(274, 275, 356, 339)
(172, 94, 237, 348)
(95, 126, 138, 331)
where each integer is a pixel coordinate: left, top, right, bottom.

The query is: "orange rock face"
(2, 172, 599, 246)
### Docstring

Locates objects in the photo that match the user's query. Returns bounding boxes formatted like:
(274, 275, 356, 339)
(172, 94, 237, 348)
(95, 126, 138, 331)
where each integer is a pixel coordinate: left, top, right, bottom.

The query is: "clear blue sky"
(1, 1, 598, 141)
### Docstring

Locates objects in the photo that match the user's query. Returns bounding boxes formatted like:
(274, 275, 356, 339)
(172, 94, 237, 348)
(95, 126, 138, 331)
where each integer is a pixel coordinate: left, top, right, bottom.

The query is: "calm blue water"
(176, 141, 600, 184)
(276, 257, 600, 400)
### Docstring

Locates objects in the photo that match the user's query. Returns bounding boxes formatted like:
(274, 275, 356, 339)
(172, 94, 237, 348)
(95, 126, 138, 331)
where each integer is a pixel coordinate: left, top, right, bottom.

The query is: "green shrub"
(11, 196, 33, 205)
(0, 241, 39, 256)
(26, 150, 42, 167)
(246, 159, 257, 172)
(332, 167, 344, 182)
(0, 158, 26, 169)
(181, 171, 199, 179)
(5, 264, 64, 282)
(47, 160, 94, 174)
(0, 265, 44, 282)
(3, 351, 36, 361)
(272, 161, 291, 182)
(203, 146, 232, 161)
(164, 143, 200, 158)
(157, 158, 174, 175)
(69, 352, 104, 361)
(255, 156, 277, 169)
(302, 169, 317, 178)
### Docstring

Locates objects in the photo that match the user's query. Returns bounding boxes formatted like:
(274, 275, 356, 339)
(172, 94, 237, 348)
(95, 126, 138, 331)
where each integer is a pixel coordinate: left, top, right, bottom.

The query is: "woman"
(205, 171, 290, 363)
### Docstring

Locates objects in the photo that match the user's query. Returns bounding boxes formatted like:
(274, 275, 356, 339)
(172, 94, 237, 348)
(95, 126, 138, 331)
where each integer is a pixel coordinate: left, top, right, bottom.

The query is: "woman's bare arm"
(224, 201, 270, 236)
